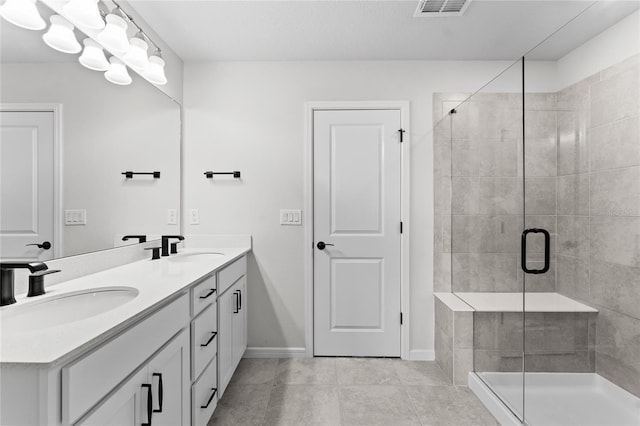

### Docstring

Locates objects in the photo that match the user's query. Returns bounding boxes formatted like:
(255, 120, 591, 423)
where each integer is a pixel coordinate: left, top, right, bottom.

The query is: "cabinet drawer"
(62, 293, 190, 425)
(191, 275, 217, 317)
(218, 255, 246, 295)
(191, 303, 217, 380)
(192, 357, 218, 426)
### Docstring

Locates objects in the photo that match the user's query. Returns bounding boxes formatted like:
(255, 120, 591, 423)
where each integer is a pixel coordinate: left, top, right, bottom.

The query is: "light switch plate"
(280, 209, 302, 225)
(65, 209, 86, 225)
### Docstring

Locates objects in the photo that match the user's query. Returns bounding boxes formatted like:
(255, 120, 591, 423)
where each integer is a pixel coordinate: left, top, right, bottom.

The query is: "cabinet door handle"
(141, 383, 153, 426)
(201, 388, 218, 409)
(199, 288, 216, 299)
(152, 373, 163, 413)
(233, 291, 239, 314)
(238, 289, 242, 310)
(201, 331, 217, 347)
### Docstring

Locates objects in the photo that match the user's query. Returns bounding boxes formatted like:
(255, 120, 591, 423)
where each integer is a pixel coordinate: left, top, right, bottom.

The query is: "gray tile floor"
(208, 358, 499, 426)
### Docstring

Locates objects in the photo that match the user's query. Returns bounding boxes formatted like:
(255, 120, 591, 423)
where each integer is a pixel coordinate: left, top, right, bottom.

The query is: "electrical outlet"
(280, 209, 302, 225)
(167, 209, 177, 225)
(189, 209, 200, 225)
(64, 209, 86, 225)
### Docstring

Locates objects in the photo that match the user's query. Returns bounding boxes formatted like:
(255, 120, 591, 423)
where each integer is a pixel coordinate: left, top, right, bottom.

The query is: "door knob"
(316, 241, 334, 250)
(26, 241, 51, 250)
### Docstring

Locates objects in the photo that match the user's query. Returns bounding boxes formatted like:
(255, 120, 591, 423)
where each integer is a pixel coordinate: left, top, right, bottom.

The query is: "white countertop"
(454, 292, 598, 313)
(0, 247, 250, 366)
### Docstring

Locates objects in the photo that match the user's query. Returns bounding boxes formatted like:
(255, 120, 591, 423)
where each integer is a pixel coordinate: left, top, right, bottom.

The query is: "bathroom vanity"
(0, 246, 249, 426)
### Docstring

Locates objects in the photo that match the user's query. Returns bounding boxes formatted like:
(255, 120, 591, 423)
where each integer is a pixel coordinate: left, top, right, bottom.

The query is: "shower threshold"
(469, 372, 640, 426)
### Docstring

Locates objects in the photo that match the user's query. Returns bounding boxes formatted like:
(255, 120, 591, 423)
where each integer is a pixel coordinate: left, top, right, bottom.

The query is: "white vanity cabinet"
(65, 293, 191, 426)
(217, 256, 248, 397)
(0, 249, 251, 426)
(76, 329, 190, 426)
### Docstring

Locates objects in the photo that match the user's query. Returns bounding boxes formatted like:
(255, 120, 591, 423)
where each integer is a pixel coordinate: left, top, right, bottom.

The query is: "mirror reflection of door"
(0, 109, 55, 261)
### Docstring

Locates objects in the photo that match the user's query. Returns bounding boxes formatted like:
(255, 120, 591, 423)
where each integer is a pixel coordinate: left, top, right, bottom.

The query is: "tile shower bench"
(434, 292, 598, 385)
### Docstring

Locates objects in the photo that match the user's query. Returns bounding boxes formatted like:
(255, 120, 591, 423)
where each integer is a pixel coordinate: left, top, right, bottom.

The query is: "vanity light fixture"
(0, 0, 45, 30)
(144, 49, 167, 85)
(1, 0, 168, 87)
(123, 31, 149, 72)
(104, 56, 132, 85)
(63, 0, 105, 30)
(42, 15, 81, 54)
(110, 2, 167, 85)
(98, 8, 130, 54)
(79, 38, 110, 71)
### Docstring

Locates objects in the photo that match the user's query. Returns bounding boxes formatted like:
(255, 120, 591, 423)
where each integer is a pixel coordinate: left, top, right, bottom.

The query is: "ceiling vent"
(414, 0, 472, 17)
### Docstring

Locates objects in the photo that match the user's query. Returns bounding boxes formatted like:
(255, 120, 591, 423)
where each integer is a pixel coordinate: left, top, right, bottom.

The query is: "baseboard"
(408, 349, 435, 361)
(243, 347, 308, 358)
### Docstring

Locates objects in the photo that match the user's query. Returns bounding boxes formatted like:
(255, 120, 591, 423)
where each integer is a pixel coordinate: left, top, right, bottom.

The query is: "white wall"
(183, 60, 557, 355)
(557, 9, 640, 89)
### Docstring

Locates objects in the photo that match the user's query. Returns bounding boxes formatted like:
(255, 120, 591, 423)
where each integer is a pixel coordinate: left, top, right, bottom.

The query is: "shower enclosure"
(433, 2, 640, 425)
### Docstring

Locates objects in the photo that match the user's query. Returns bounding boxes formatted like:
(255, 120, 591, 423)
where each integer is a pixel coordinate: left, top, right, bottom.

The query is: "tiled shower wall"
(433, 54, 640, 397)
(556, 54, 640, 397)
(433, 91, 558, 294)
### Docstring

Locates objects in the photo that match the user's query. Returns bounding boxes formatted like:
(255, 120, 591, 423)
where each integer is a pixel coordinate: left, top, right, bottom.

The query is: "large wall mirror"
(0, 4, 181, 261)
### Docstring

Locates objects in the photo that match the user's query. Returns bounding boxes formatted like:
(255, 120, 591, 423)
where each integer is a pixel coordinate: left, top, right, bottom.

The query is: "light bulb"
(79, 38, 109, 71)
(123, 34, 149, 72)
(0, 0, 45, 30)
(63, 0, 105, 30)
(144, 53, 167, 85)
(42, 15, 81, 54)
(98, 13, 129, 54)
(105, 56, 132, 85)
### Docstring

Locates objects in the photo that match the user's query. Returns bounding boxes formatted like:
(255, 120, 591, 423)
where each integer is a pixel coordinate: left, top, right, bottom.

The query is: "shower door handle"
(521, 228, 550, 274)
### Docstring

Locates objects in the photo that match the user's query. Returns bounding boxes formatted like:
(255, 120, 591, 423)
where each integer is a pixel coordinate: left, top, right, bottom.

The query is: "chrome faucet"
(0, 262, 60, 305)
(161, 235, 184, 256)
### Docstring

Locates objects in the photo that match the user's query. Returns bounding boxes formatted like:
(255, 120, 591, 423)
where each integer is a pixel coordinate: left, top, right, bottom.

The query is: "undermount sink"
(168, 251, 224, 263)
(1, 287, 139, 333)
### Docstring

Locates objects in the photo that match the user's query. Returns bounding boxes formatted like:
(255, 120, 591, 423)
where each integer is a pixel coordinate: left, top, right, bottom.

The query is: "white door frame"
(1, 103, 64, 259)
(304, 101, 411, 359)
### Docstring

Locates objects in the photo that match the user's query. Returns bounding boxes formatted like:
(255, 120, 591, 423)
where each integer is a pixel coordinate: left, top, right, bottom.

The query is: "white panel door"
(0, 110, 55, 261)
(313, 109, 402, 357)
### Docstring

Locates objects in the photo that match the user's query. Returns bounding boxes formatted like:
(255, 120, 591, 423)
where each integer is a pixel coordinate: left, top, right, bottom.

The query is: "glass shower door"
(445, 58, 527, 422)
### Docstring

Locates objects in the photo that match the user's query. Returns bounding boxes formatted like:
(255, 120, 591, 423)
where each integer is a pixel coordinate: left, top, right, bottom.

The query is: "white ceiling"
(128, 0, 640, 62)
(1, 1, 638, 64)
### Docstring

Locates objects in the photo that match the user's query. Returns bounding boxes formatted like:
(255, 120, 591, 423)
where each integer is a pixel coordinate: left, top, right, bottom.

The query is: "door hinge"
(398, 128, 405, 143)
(400, 221, 403, 234)
(400, 312, 403, 325)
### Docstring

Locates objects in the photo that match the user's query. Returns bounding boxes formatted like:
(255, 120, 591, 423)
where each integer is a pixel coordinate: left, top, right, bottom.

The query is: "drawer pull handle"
(141, 383, 153, 426)
(201, 388, 218, 409)
(152, 373, 163, 413)
(238, 289, 242, 310)
(199, 288, 216, 299)
(201, 331, 217, 347)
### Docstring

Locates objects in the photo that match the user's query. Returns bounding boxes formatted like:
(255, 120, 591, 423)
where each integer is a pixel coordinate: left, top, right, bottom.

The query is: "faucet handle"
(27, 269, 61, 297)
(145, 247, 162, 260)
(30, 269, 61, 277)
(170, 242, 181, 254)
